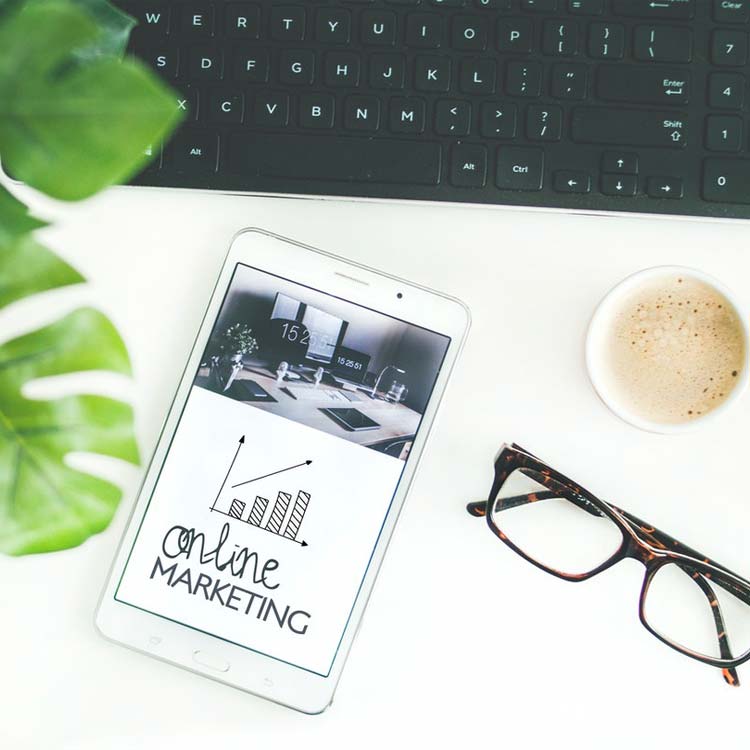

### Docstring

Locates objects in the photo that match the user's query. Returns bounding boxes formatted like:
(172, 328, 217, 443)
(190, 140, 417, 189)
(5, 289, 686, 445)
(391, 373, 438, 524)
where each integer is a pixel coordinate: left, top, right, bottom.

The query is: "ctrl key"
(703, 159, 750, 204)
(496, 146, 544, 191)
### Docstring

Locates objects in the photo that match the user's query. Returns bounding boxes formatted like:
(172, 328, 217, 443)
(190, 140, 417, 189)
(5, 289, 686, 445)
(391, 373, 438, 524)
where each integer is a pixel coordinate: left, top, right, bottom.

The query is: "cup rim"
(585, 265, 750, 435)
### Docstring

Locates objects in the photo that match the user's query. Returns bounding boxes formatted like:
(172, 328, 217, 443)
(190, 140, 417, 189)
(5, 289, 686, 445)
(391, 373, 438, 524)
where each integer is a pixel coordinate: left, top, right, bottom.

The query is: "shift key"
(572, 107, 687, 148)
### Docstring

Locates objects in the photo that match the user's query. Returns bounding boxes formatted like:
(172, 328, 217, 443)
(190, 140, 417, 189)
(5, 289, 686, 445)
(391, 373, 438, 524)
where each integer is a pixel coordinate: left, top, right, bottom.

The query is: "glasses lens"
(643, 562, 750, 661)
(490, 468, 623, 577)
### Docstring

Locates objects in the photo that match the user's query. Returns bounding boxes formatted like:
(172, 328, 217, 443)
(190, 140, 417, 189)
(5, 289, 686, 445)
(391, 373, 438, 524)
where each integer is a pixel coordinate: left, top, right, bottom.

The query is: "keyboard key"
(506, 61, 542, 97)
(345, 95, 381, 131)
(209, 90, 244, 123)
(572, 107, 687, 148)
(362, 11, 397, 46)
(325, 52, 361, 86)
(497, 19, 533, 53)
(601, 152, 638, 174)
(634, 26, 693, 63)
(522, 0, 556, 10)
(568, 0, 603, 14)
(228, 134, 441, 184)
(271, 6, 306, 41)
(254, 91, 289, 127)
(588, 23, 625, 59)
(474, 0, 511, 8)
(171, 131, 218, 173)
(597, 65, 689, 105)
(452, 16, 489, 50)
(175, 87, 199, 121)
(553, 170, 590, 193)
(496, 146, 544, 191)
(279, 49, 315, 85)
(370, 54, 406, 89)
(406, 13, 444, 48)
(316, 8, 352, 44)
(542, 21, 579, 56)
(225, 4, 260, 38)
(126, 5, 170, 35)
(526, 105, 562, 141)
(415, 56, 451, 91)
(460, 58, 497, 94)
(390, 97, 426, 133)
(190, 48, 223, 80)
(703, 158, 750, 203)
(613, 0, 695, 20)
(233, 46, 269, 82)
(299, 94, 335, 129)
(480, 102, 518, 138)
(708, 73, 745, 110)
(705, 115, 743, 152)
(133, 42, 180, 78)
(435, 100, 471, 135)
(647, 177, 683, 198)
(551, 63, 588, 99)
(601, 174, 637, 196)
(714, 0, 750, 23)
(183, 4, 214, 35)
(712, 30, 748, 66)
(450, 143, 487, 187)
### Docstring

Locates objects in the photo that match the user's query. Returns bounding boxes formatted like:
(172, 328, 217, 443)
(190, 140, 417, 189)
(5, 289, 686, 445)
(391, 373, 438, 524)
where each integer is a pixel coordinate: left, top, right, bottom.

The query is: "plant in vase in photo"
(209, 324, 260, 391)
(0, 0, 181, 555)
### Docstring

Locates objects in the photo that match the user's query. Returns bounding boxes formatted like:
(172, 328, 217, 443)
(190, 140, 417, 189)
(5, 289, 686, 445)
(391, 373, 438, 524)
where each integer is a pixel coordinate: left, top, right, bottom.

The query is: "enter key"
(597, 65, 690, 105)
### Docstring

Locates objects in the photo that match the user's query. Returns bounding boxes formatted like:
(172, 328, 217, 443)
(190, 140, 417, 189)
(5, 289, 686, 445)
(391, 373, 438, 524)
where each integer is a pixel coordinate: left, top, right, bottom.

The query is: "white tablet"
(96, 229, 469, 713)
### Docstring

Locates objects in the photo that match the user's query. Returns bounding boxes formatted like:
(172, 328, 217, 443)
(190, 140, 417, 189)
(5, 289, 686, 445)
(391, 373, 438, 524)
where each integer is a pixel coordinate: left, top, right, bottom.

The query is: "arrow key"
(601, 173, 637, 196)
(554, 170, 591, 194)
(647, 177, 684, 199)
(601, 151, 638, 174)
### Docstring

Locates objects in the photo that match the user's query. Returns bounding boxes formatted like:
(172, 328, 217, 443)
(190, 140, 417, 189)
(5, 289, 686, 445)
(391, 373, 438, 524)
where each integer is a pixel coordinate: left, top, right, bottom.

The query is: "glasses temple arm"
(685, 569, 740, 687)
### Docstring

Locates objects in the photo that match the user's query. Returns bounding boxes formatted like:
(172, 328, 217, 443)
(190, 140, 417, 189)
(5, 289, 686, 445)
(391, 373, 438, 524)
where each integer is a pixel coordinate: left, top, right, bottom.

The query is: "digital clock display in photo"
(330, 347, 371, 384)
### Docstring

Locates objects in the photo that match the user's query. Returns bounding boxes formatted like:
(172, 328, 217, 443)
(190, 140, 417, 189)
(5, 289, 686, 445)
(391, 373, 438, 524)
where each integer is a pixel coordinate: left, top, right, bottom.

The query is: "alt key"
(450, 143, 488, 188)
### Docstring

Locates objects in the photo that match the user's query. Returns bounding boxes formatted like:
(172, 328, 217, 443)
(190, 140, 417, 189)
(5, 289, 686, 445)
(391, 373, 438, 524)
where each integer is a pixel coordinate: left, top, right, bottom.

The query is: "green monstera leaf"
(0, 235, 140, 555)
(0, 0, 181, 200)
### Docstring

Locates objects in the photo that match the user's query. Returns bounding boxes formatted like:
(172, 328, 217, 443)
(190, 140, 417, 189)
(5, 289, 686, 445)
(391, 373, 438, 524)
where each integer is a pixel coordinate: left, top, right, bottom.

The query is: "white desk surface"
(3, 181, 750, 749)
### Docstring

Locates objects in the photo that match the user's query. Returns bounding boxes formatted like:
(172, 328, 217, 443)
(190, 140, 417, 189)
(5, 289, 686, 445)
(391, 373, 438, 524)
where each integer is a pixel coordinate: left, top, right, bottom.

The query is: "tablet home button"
(192, 650, 230, 673)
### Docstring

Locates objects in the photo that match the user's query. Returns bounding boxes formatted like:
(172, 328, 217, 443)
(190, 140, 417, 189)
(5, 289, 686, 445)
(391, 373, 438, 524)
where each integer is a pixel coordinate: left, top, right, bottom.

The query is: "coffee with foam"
(603, 274, 746, 425)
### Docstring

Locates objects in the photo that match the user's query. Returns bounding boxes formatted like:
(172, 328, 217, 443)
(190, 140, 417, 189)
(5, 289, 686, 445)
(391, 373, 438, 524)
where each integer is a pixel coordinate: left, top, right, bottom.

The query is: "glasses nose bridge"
(624, 530, 664, 567)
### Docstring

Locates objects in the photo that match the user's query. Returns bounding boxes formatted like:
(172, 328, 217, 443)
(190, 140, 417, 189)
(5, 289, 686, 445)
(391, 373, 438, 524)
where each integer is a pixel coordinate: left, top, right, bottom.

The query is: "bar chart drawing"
(267, 492, 291, 534)
(210, 437, 313, 545)
(229, 499, 246, 519)
(247, 496, 268, 527)
(284, 491, 310, 540)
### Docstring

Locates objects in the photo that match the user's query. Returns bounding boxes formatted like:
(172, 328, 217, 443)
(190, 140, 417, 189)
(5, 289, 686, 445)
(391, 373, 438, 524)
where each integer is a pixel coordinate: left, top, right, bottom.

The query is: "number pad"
(708, 73, 745, 110)
(712, 30, 749, 66)
(705, 115, 743, 152)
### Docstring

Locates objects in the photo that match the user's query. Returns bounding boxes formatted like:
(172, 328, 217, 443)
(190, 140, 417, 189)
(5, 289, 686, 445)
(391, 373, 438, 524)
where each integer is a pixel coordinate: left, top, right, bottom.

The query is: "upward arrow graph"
(210, 435, 245, 512)
(231, 459, 312, 489)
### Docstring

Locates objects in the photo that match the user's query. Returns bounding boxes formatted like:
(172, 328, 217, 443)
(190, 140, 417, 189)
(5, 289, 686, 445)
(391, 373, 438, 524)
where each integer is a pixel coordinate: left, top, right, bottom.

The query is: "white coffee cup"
(585, 266, 750, 434)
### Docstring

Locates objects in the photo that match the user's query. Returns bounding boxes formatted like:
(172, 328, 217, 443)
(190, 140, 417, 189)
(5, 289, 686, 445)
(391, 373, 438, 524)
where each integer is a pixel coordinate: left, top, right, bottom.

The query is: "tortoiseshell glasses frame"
(466, 443, 750, 687)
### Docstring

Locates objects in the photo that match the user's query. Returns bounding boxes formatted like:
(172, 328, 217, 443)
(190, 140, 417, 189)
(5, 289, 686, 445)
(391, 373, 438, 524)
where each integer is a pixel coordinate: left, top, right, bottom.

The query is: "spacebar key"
(228, 134, 441, 185)
(572, 108, 687, 148)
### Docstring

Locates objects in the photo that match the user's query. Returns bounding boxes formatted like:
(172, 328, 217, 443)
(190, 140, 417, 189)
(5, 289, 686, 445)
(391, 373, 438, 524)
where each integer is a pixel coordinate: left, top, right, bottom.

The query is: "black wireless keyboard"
(121, 0, 750, 220)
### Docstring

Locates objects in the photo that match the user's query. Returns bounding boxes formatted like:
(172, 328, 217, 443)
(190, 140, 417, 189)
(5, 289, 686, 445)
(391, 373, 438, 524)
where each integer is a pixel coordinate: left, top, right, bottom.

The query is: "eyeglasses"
(466, 444, 750, 687)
